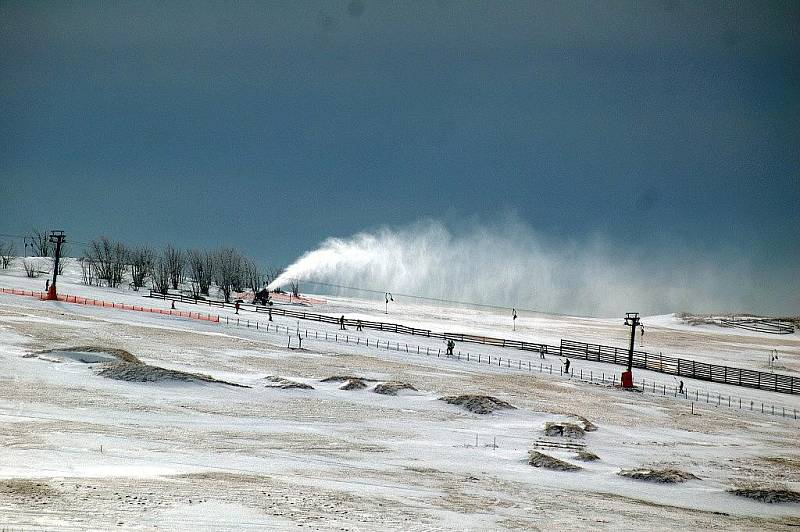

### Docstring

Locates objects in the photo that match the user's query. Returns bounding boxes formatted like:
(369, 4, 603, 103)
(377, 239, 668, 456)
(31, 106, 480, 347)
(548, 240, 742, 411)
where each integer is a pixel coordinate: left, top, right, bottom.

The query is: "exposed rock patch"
(527, 451, 582, 471)
(373, 381, 417, 395)
(727, 486, 800, 504)
(340, 378, 368, 390)
(263, 376, 314, 390)
(618, 468, 699, 483)
(575, 450, 600, 461)
(97, 363, 248, 387)
(32, 346, 248, 387)
(439, 395, 516, 414)
(321, 375, 376, 383)
(544, 422, 585, 438)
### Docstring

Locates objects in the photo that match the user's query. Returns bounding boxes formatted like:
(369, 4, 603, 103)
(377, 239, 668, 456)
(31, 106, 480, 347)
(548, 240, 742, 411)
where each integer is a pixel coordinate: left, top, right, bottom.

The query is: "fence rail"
(559, 340, 798, 395)
(719, 318, 795, 334)
(146, 290, 799, 396)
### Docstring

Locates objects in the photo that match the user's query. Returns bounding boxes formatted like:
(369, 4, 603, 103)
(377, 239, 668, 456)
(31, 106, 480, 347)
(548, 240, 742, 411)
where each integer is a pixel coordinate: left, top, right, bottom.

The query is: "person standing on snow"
(339, 315, 346, 330)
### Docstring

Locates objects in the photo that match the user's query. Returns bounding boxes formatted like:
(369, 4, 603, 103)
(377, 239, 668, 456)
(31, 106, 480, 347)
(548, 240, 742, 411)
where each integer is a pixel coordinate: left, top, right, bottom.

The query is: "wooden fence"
(147, 290, 798, 395)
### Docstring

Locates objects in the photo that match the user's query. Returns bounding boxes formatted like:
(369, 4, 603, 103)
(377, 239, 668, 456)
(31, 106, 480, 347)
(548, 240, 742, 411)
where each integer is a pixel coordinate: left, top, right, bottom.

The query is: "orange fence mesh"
(0, 287, 220, 323)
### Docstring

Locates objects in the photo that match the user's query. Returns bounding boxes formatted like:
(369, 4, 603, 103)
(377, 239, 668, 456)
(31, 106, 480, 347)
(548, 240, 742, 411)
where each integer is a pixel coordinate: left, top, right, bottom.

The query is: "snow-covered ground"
(1, 260, 799, 529)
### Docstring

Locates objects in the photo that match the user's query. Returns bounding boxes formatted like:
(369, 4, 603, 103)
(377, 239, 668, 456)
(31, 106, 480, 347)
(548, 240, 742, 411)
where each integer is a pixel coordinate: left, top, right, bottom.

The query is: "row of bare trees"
(78, 238, 280, 303)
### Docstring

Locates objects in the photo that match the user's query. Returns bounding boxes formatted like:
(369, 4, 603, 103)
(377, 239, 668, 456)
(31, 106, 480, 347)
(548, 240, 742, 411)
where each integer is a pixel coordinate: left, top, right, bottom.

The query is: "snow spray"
(269, 218, 767, 317)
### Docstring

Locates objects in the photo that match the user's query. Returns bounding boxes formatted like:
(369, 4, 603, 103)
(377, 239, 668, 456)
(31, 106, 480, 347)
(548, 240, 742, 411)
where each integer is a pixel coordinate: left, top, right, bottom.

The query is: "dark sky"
(1, 1, 798, 309)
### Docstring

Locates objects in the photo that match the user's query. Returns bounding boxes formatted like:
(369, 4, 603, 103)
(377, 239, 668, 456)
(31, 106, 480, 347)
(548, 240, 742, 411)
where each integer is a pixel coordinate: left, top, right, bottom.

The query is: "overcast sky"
(1, 1, 797, 312)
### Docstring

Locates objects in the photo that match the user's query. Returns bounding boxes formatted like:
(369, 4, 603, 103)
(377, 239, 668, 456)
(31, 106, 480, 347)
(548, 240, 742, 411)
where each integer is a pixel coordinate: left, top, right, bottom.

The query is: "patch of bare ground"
(0, 479, 57, 497)
(544, 421, 586, 438)
(618, 468, 699, 483)
(36, 345, 141, 363)
(373, 381, 417, 395)
(728, 485, 800, 504)
(439, 394, 516, 414)
(263, 376, 313, 389)
(528, 451, 582, 471)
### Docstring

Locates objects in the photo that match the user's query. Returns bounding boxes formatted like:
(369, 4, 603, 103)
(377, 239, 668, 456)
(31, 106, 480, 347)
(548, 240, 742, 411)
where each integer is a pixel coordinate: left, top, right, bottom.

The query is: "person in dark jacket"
(339, 315, 346, 330)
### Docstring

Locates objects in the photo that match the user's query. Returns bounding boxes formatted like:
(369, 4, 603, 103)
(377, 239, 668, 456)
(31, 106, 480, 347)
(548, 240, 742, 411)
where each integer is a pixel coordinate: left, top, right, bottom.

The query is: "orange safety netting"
(0, 287, 220, 323)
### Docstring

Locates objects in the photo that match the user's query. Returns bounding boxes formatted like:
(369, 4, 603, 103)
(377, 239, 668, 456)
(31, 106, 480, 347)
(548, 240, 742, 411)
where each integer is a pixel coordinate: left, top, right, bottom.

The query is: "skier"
(268, 301, 273, 322)
(45, 279, 50, 291)
(339, 315, 346, 331)
(540, 344, 546, 359)
(678, 380, 684, 394)
(356, 320, 363, 331)
(563, 357, 570, 374)
(235, 301, 240, 315)
(446, 339, 455, 356)
(512, 308, 517, 330)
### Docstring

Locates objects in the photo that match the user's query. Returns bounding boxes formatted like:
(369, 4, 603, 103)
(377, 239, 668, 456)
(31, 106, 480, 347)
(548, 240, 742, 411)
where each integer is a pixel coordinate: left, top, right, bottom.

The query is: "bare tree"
(164, 245, 185, 290)
(263, 265, 281, 288)
(22, 258, 41, 278)
(84, 238, 127, 287)
(212, 247, 244, 303)
(242, 257, 264, 296)
(187, 249, 214, 297)
(289, 280, 300, 298)
(0, 241, 14, 269)
(79, 257, 97, 285)
(151, 254, 171, 295)
(29, 229, 51, 257)
(129, 246, 155, 290)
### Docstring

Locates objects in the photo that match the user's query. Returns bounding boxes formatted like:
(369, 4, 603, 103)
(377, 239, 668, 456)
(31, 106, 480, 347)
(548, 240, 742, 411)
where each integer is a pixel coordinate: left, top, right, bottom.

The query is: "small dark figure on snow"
(171, 300, 175, 310)
(268, 301, 273, 322)
(356, 320, 363, 331)
(563, 357, 570, 374)
(446, 339, 455, 356)
(235, 301, 240, 315)
(678, 380, 684, 394)
(339, 315, 346, 330)
(540, 345, 546, 359)
(45, 279, 50, 291)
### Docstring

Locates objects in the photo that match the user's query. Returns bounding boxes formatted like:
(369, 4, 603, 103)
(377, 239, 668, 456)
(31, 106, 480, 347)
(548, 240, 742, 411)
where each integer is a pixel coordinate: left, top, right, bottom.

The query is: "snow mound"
(618, 468, 699, 483)
(439, 395, 516, 414)
(263, 376, 314, 390)
(544, 422, 585, 438)
(373, 381, 417, 395)
(527, 451, 582, 471)
(727, 486, 800, 504)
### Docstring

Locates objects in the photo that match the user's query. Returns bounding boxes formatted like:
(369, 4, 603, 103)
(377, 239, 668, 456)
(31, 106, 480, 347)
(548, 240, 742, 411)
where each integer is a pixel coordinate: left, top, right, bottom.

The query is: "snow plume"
(269, 218, 774, 317)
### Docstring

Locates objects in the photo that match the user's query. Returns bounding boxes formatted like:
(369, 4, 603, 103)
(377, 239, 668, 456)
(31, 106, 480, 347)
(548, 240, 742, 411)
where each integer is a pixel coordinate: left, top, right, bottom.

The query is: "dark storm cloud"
(0, 1, 797, 314)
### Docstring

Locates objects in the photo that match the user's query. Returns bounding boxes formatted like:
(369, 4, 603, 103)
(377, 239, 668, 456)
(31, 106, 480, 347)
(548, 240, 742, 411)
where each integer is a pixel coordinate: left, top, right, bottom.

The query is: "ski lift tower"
(44, 230, 66, 300)
(622, 312, 640, 388)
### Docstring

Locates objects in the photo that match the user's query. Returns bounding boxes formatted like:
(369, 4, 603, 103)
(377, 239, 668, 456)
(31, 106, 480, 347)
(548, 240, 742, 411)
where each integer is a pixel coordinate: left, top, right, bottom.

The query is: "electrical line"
(289, 278, 580, 318)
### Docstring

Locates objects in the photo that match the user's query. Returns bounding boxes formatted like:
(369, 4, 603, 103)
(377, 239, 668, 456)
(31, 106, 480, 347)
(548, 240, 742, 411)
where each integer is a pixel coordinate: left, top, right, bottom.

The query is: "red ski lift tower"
(622, 312, 640, 388)
(44, 230, 66, 301)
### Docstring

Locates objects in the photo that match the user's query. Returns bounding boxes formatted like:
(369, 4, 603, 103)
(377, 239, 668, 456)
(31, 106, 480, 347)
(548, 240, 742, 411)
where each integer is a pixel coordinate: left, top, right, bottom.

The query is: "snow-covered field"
(1, 260, 799, 530)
